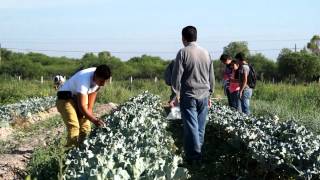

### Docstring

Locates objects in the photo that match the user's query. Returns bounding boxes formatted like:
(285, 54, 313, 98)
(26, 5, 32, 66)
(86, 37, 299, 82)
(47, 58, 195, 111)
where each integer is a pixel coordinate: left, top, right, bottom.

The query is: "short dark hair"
(220, 54, 232, 62)
(95, 64, 111, 79)
(182, 26, 197, 42)
(235, 52, 247, 61)
(230, 60, 238, 65)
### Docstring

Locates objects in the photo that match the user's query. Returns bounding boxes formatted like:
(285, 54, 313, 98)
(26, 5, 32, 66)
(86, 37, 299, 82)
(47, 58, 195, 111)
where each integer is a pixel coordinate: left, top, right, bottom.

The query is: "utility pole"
(294, 44, 297, 52)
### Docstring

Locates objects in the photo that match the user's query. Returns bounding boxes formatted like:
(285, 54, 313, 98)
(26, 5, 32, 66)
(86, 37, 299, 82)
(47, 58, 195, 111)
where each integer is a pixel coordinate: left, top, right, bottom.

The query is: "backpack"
(247, 65, 257, 89)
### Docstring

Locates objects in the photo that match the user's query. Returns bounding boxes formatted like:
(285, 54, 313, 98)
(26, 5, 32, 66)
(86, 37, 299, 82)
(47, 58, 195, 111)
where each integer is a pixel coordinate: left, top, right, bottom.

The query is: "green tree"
(277, 51, 320, 82)
(98, 51, 111, 60)
(307, 35, 320, 56)
(127, 55, 168, 79)
(82, 52, 97, 60)
(223, 41, 250, 58)
(249, 53, 277, 81)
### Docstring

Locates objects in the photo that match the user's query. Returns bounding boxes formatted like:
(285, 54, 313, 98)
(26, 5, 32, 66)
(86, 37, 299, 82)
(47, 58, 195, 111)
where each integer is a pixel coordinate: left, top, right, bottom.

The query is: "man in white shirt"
(56, 65, 111, 147)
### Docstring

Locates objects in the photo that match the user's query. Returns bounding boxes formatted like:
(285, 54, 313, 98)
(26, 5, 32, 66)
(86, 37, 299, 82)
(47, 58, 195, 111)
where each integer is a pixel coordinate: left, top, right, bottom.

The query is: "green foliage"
(307, 35, 320, 56)
(248, 53, 277, 81)
(252, 83, 320, 133)
(277, 51, 320, 82)
(98, 80, 172, 104)
(212, 60, 225, 81)
(0, 49, 170, 81)
(127, 55, 169, 79)
(0, 76, 55, 105)
(223, 41, 250, 58)
(27, 136, 66, 180)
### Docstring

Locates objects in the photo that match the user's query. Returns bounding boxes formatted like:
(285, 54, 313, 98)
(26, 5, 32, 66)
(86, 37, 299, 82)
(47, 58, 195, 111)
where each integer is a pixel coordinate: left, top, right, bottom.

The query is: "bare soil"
(0, 103, 117, 180)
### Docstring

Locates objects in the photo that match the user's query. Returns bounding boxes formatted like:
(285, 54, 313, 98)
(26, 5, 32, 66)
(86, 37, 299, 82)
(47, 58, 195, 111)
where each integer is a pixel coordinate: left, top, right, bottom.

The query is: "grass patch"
(26, 135, 67, 180)
(98, 79, 224, 104)
(0, 77, 55, 105)
(251, 83, 320, 133)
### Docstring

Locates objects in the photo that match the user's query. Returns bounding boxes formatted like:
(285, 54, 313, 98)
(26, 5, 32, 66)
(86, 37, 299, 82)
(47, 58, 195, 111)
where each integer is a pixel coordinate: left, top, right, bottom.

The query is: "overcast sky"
(0, 0, 319, 60)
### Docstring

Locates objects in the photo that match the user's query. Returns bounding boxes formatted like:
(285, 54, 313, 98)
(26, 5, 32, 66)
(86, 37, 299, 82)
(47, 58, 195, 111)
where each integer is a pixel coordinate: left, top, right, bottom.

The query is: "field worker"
(219, 54, 233, 107)
(56, 65, 111, 147)
(235, 52, 253, 115)
(171, 26, 215, 166)
(53, 74, 65, 90)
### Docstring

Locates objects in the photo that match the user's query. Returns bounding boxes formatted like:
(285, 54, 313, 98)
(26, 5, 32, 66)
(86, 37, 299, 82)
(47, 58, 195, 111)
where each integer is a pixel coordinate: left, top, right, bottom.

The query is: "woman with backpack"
(235, 52, 255, 115)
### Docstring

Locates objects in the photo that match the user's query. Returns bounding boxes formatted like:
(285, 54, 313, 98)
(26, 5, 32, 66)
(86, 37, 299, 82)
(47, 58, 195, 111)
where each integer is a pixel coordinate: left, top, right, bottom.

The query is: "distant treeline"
(0, 35, 319, 83)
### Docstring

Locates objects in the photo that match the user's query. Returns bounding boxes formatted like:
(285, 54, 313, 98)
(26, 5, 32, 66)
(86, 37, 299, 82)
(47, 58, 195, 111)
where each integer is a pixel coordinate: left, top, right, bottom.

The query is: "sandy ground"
(0, 103, 117, 180)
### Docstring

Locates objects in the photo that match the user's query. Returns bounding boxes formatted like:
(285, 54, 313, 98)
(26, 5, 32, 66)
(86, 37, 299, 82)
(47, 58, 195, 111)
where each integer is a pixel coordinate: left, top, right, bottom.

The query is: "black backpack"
(247, 64, 257, 89)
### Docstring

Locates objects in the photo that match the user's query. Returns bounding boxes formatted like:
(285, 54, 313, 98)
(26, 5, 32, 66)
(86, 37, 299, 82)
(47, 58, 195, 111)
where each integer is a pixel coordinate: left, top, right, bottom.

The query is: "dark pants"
(225, 87, 232, 107)
(230, 91, 241, 111)
(180, 96, 208, 161)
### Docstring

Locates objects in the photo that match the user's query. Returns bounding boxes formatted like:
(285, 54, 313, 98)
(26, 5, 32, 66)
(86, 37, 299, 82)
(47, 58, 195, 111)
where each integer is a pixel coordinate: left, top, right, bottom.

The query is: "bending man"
(56, 65, 111, 147)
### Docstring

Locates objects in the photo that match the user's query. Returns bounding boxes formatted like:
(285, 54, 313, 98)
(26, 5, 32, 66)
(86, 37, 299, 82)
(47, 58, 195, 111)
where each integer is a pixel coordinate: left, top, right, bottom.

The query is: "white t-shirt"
(59, 67, 100, 95)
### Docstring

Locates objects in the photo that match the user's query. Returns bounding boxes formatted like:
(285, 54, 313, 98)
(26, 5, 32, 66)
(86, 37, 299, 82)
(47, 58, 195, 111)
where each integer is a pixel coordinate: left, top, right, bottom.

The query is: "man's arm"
(240, 69, 248, 98)
(171, 50, 184, 98)
(77, 93, 104, 127)
(208, 59, 215, 108)
(209, 60, 215, 95)
(88, 91, 98, 113)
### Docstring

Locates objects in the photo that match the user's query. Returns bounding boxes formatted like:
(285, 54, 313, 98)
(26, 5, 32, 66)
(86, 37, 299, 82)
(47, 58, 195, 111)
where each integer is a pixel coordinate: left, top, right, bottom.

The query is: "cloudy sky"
(0, 0, 319, 60)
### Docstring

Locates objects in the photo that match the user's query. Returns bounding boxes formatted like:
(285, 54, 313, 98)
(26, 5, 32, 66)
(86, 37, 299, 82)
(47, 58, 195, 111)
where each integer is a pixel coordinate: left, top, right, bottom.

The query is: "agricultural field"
(0, 79, 319, 179)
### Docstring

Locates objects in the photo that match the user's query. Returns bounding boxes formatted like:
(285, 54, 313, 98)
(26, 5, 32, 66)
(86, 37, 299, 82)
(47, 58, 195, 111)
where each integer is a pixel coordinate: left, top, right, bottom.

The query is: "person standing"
(235, 52, 253, 115)
(229, 60, 241, 111)
(219, 54, 233, 107)
(171, 26, 215, 165)
(56, 65, 110, 147)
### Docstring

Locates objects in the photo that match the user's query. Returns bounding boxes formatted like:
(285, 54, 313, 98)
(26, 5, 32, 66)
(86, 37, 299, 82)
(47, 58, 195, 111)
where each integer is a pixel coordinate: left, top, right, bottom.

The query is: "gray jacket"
(171, 42, 215, 99)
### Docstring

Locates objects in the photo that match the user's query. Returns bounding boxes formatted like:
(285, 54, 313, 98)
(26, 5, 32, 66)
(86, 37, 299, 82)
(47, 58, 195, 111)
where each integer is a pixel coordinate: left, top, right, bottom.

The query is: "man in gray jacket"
(171, 26, 215, 165)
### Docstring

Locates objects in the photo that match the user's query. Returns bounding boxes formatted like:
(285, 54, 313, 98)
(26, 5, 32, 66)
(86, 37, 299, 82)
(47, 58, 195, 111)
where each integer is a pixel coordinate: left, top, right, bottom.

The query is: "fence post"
(18, 76, 21, 81)
(130, 76, 133, 84)
(41, 76, 43, 84)
(110, 76, 112, 84)
(272, 77, 275, 84)
(154, 76, 158, 83)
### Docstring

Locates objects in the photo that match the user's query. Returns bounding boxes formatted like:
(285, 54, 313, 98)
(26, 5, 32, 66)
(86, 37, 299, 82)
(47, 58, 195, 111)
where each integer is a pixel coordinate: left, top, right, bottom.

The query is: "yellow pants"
(56, 99, 91, 147)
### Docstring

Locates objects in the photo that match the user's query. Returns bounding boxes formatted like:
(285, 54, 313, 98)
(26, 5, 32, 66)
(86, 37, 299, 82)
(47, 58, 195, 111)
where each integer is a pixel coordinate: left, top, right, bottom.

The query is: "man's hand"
(169, 100, 175, 108)
(169, 97, 179, 108)
(92, 118, 106, 128)
(208, 99, 212, 108)
(239, 90, 243, 100)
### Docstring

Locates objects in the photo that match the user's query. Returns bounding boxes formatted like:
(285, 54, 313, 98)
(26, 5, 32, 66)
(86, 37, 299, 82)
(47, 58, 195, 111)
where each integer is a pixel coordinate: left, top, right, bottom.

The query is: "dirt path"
(0, 103, 117, 180)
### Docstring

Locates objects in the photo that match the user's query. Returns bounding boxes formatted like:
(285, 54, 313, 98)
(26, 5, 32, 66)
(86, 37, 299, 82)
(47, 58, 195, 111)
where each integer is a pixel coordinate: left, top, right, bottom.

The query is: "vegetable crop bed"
(205, 102, 320, 179)
(64, 92, 189, 179)
(0, 96, 56, 127)
(62, 92, 320, 179)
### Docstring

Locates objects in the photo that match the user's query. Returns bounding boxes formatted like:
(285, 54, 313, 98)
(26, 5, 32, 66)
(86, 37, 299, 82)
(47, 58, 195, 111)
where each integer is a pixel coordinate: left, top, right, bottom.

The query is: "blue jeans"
(180, 96, 208, 161)
(230, 91, 241, 111)
(240, 88, 253, 115)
